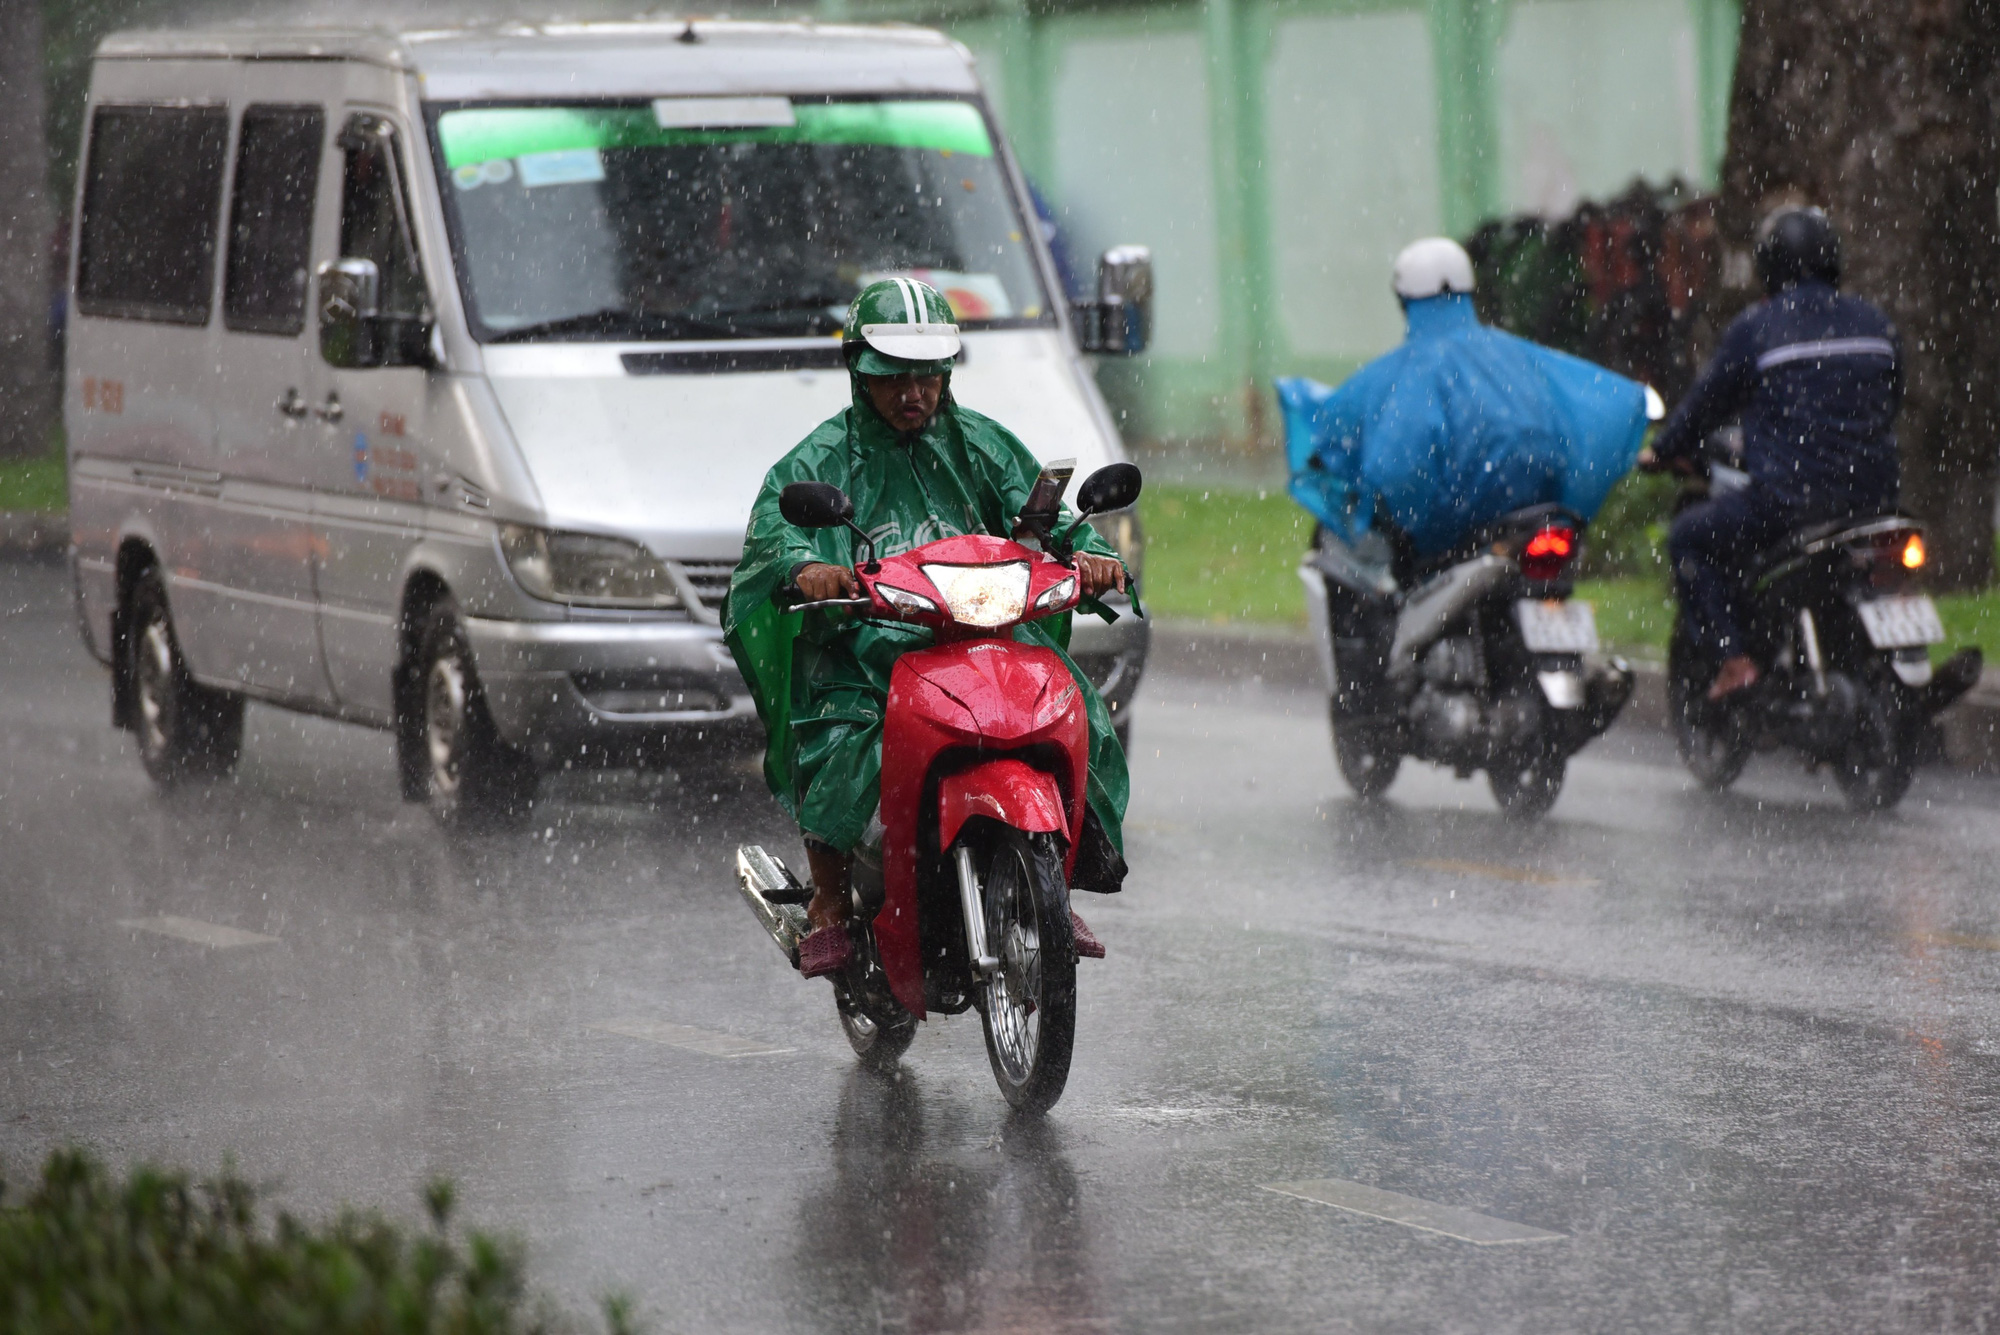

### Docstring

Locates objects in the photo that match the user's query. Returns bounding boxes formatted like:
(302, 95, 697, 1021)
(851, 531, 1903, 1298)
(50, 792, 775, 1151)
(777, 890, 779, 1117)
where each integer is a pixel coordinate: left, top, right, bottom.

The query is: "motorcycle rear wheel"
(832, 976, 918, 1072)
(1331, 704, 1401, 799)
(970, 825, 1077, 1114)
(1833, 685, 1915, 811)
(1487, 748, 1566, 820)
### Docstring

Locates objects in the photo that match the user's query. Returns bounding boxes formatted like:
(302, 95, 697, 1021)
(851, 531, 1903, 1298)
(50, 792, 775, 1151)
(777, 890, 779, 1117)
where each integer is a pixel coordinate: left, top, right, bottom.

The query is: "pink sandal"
(797, 924, 853, 978)
(1071, 911, 1106, 959)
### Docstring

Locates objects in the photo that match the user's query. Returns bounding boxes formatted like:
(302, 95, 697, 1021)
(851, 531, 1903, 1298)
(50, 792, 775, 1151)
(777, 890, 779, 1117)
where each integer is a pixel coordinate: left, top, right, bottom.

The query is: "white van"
(66, 19, 1151, 823)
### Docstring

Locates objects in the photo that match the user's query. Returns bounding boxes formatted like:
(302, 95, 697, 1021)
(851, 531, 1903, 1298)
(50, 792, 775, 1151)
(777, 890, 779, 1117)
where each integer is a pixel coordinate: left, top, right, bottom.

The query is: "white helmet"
(1392, 237, 1476, 300)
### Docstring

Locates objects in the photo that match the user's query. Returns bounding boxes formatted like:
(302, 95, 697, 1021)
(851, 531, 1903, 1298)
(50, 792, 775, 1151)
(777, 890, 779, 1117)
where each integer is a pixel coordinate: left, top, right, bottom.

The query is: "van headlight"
(499, 524, 681, 609)
(1088, 511, 1143, 579)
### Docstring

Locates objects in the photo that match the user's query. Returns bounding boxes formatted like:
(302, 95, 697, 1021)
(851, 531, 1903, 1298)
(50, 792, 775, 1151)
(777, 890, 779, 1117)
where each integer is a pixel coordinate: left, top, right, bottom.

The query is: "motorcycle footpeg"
(735, 845, 811, 964)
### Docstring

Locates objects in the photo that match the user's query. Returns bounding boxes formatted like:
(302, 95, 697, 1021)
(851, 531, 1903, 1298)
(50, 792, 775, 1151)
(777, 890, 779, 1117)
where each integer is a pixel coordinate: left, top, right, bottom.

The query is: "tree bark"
(0, 0, 55, 460)
(1717, 0, 2000, 590)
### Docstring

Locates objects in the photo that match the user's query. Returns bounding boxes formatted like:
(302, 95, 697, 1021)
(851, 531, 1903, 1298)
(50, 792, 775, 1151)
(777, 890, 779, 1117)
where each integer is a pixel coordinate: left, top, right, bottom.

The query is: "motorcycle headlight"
(921, 561, 1030, 627)
(499, 524, 681, 609)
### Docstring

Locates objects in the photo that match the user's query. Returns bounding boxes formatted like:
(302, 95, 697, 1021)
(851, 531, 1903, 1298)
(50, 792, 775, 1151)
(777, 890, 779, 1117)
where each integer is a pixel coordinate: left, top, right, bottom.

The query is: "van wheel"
(126, 569, 243, 784)
(416, 600, 536, 828)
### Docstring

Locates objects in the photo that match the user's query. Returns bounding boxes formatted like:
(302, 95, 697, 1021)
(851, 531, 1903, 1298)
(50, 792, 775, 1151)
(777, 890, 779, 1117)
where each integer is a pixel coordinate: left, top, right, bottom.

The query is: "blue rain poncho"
(1280, 293, 1650, 557)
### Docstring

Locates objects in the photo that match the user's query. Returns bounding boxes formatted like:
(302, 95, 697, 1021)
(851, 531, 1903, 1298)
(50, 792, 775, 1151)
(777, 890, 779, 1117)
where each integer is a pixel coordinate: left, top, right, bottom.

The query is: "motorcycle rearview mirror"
(1052, 463, 1143, 561)
(779, 481, 880, 572)
(1075, 463, 1142, 516)
(779, 481, 854, 529)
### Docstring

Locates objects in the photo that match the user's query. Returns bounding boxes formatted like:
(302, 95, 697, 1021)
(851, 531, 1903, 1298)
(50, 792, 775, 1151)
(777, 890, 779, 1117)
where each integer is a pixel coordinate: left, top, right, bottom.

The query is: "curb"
(0, 511, 66, 558)
(1150, 619, 2000, 774)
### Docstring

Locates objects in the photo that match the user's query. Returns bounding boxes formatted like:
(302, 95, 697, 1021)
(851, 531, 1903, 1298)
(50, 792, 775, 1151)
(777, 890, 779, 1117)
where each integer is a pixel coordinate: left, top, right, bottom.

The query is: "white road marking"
(117, 916, 278, 949)
(1262, 1178, 1566, 1245)
(590, 1017, 795, 1059)
(1405, 858, 1600, 889)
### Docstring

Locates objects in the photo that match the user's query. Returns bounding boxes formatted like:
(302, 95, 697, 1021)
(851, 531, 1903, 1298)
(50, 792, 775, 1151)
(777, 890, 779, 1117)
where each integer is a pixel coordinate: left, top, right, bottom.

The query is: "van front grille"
(676, 560, 736, 613)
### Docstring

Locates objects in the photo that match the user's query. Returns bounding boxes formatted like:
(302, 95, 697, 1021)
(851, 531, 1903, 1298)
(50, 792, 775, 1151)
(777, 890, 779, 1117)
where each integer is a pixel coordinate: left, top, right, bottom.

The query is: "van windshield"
(429, 98, 1054, 343)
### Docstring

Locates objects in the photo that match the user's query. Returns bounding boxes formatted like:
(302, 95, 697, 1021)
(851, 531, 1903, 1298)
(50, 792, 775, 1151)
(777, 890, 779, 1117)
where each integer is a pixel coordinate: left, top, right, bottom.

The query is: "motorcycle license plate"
(1857, 594, 1945, 649)
(1515, 599, 1599, 653)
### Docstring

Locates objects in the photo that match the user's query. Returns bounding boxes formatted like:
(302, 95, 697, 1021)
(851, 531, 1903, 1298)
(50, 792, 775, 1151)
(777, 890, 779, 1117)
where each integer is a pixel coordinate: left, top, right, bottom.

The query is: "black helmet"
(1754, 206, 1841, 294)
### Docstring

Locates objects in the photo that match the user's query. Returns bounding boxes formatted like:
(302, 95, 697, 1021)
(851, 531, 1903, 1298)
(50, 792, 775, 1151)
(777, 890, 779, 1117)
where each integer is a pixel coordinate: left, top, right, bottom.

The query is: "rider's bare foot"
(1707, 655, 1761, 701)
(803, 843, 853, 932)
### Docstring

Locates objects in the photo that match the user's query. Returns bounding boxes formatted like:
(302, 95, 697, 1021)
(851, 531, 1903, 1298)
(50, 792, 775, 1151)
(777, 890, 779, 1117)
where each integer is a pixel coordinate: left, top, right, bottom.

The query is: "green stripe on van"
(436, 100, 992, 169)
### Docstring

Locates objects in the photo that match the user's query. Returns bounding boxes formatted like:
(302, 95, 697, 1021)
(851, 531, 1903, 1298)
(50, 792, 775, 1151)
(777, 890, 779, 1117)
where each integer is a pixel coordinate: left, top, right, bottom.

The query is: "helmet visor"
(851, 344, 954, 377)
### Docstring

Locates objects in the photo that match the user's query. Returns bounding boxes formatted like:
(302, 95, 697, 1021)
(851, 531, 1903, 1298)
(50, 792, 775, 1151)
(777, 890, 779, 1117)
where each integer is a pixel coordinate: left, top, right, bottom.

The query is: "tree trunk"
(0, 0, 55, 460)
(1717, 0, 2000, 590)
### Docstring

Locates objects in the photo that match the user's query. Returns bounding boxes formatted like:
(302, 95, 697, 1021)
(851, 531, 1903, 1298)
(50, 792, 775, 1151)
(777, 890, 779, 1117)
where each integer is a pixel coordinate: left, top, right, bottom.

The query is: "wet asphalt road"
(7, 553, 2000, 1333)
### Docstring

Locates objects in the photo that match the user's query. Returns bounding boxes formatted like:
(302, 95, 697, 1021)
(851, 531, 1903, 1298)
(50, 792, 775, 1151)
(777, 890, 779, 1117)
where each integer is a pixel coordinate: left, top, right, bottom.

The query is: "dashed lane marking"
(1905, 930, 2000, 953)
(1262, 1178, 1567, 1246)
(1405, 858, 1600, 889)
(590, 1017, 795, 1059)
(117, 916, 278, 949)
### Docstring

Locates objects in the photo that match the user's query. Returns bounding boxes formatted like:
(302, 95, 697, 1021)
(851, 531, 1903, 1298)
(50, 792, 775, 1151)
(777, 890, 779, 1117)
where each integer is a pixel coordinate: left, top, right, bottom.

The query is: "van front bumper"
(462, 601, 1152, 769)
(463, 615, 759, 768)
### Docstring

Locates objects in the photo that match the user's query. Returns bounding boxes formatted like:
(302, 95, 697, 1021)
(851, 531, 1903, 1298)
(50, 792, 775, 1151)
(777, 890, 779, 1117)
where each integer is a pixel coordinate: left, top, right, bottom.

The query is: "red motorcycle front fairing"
(876, 638, 1090, 1018)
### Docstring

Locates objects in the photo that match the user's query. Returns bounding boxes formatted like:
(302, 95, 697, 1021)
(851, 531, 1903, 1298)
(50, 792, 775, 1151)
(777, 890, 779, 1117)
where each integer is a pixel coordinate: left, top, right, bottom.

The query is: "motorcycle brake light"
(1901, 533, 1926, 570)
(1520, 526, 1576, 581)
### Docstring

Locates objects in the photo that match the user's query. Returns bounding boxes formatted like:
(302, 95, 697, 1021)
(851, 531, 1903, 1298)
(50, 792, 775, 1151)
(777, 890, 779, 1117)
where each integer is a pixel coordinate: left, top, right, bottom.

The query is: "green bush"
(0, 1148, 636, 1335)
(1574, 469, 1677, 580)
(0, 447, 66, 513)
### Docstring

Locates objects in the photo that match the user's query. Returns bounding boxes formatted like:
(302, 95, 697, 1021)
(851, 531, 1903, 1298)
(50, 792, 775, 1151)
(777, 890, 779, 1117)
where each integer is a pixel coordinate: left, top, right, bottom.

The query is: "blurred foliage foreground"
(1138, 481, 2000, 667)
(0, 1148, 635, 1335)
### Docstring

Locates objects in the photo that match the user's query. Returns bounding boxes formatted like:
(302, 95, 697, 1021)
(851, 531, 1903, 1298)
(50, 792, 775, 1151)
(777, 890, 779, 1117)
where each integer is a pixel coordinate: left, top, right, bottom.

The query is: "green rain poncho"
(723, 373, 1131, 857)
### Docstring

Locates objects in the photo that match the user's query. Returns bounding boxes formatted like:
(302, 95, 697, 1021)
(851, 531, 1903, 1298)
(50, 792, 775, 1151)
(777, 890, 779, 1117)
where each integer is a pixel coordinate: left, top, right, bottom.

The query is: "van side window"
(337, 116, 427, 319)
(76, 105, 230, 324)
(223, 105, 324, 336)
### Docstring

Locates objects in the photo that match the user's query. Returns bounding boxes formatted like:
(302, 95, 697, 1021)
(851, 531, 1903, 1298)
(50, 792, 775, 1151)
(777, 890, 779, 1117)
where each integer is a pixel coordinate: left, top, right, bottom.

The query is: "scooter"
(1664, 431, 1982, 809)
(734, 463, 1142, 1113)
(1301, 506, 1634, 819)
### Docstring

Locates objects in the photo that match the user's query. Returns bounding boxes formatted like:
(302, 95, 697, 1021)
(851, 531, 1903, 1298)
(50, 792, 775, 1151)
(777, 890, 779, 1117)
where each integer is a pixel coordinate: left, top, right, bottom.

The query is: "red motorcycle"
(736, 463, 1141, 1113)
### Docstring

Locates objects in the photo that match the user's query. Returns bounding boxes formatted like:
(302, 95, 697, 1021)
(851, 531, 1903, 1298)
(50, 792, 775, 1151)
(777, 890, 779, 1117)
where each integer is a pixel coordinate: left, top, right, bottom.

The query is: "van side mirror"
(1076, 462, 1142, 516)
(779, 481, 855, 529)
(318, 257, 433, 369)
(1070, 245, 1153, 356)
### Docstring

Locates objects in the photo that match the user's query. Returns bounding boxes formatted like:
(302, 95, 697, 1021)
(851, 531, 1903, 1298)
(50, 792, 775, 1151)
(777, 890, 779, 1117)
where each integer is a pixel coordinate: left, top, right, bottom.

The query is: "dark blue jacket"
(1654, 281, 1901, 517)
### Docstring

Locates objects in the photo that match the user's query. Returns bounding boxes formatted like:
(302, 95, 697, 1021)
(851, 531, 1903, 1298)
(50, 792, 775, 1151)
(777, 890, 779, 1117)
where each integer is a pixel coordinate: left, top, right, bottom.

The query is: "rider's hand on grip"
(795, 563, 861, 602)
(1076, 552, 1126, 598)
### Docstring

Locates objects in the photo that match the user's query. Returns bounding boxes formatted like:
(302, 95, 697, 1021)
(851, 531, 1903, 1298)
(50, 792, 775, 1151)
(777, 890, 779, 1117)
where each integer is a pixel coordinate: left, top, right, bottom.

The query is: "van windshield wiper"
(485, 309, 752, 344)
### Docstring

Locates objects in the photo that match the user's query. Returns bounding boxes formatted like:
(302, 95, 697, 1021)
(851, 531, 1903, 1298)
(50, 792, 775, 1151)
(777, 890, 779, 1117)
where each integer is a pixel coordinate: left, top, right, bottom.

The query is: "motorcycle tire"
(832, 976, 918, 1072)
(1487, 747, 1566, 821)
(1331, 704, 1401, 799)
(1668, 620, 1750, 791)
(1833, 684, 1915, 811)
(969, 825, 1077, 1114)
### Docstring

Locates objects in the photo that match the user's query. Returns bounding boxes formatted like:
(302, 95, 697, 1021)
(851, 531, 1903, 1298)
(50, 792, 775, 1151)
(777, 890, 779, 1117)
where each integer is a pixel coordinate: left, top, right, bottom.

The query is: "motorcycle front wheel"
(1331, 703, 1401, 799)
(1668, 620, 1750, 790)
(969, 825, 1077, 1114)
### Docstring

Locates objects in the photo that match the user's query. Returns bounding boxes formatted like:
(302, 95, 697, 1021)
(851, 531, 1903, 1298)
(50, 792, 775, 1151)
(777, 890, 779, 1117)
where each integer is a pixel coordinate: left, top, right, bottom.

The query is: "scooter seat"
(1749, 513, 1910, 581)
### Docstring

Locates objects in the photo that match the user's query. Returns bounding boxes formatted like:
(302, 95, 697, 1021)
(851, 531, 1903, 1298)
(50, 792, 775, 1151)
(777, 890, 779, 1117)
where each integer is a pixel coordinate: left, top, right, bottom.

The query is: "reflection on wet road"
(5, 556, 2000, 1331)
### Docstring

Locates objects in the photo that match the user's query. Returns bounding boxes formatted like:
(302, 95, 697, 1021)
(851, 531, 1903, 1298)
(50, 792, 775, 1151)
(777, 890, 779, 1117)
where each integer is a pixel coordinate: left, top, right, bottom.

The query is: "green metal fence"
(835, 0, 1739, 457)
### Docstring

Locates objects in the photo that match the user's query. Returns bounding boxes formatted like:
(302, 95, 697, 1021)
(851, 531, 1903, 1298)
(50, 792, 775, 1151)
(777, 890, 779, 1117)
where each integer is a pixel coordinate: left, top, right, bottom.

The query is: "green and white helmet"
(843, 278, 961, 376)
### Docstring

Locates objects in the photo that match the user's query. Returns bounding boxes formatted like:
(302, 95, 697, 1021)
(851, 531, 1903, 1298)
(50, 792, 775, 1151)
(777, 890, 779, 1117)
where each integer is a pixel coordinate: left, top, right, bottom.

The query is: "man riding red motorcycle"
(724, 279, 1134, 982)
